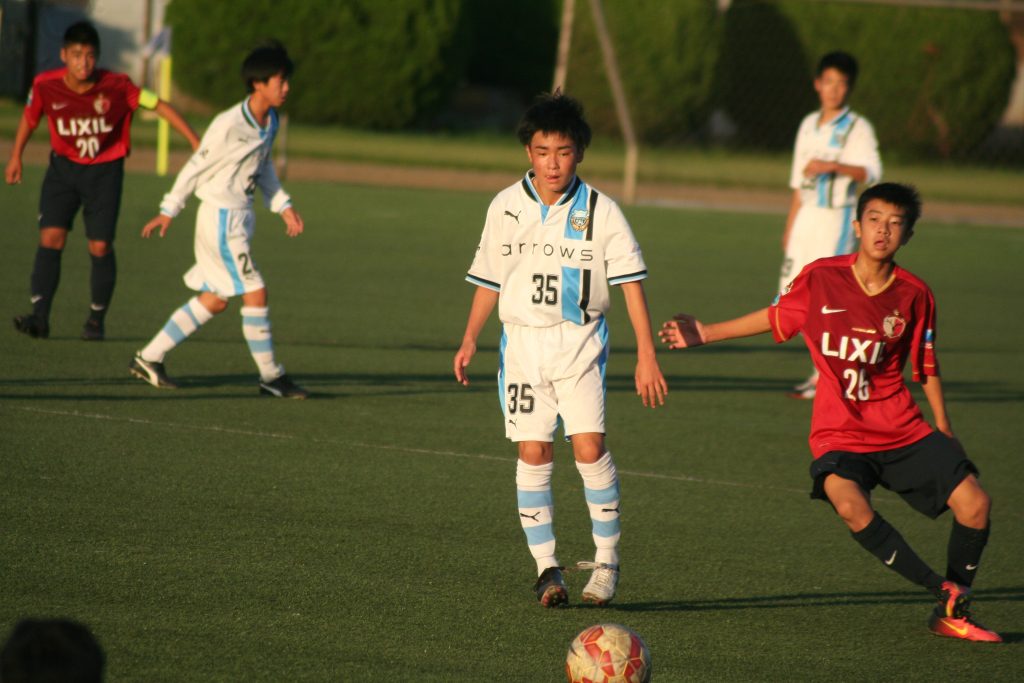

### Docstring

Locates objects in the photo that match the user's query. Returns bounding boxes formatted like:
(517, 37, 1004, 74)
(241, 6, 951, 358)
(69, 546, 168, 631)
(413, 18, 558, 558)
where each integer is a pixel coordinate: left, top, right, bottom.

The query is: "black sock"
(30, 246, 63, 320)
(946, 520, 989, 587)
(852, 513, 945, 593)
(89, 250, 117, 319)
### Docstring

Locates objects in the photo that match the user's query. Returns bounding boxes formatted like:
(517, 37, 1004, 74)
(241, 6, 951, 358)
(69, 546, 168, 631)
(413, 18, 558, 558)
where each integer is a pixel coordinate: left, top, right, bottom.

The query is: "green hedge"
(463, 0, 559, 97)
(564, 0, 721, 144)
(719, 0, 1016, 158)
(165, 0, 470, 128)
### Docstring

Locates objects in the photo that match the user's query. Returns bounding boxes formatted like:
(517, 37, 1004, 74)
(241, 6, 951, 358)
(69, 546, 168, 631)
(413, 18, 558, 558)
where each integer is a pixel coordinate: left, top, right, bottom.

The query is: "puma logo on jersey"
(821, 332, 884, 364)
(507, 419, 516, 427)
(519, 511, 541, 521)
(504, 210, 521, 223)
(55, 117, 113, 136)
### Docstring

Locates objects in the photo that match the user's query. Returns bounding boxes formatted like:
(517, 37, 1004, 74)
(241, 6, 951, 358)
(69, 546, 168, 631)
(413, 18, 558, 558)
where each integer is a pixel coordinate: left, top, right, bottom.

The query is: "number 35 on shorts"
(507, 383, 535, 414)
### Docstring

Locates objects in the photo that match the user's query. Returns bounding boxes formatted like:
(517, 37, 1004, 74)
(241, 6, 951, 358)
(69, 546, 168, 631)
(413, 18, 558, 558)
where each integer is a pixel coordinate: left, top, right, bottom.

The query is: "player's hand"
(141, 214, 172, 238)
(5, 157, 22, 184)
(454, 340, 476, 386)
(635, 354, 667, 408)
(803, 158, 837, 177)
(659, 314, 707, 349)
(281, 207, 304, 237)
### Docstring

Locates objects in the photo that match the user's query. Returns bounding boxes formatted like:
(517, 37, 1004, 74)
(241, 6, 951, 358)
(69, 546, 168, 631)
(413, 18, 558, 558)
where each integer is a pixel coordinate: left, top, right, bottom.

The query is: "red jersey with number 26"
(770, 254, 938, 457)
(25, 68, 142, 164)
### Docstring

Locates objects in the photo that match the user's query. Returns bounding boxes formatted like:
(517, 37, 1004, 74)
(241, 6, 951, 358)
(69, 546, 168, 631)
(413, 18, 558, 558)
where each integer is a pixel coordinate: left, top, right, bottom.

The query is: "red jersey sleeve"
(769, 265, 811, 343)
(24, 76, 45, 129)
(119, 74, 142, 110)
(910, 285, 939, 382)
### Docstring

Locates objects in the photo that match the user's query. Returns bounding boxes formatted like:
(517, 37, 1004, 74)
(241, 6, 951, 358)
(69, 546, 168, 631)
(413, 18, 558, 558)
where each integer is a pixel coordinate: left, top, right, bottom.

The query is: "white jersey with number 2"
(158, 97, 291, 217)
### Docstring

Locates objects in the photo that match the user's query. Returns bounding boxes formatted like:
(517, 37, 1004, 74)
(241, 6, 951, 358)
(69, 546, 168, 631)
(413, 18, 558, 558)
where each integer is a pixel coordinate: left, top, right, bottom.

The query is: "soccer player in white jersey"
(781, 52, 881, 399)
(453, 93, 668, 608)
(129, 42, 308, 398)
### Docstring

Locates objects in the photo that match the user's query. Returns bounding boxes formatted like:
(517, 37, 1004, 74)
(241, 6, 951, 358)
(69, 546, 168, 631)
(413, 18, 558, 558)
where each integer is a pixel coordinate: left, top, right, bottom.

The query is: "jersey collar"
(520, 171, 581, 206)
(818, 105, 851, 129)
(241, 97, 277, 139)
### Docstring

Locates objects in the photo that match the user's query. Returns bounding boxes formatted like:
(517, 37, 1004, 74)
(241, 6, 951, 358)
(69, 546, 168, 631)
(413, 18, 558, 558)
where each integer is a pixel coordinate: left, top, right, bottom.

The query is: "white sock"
(140, 297, 214, 362)
(241, 306, 284, 382)
(576, 452, 620, 567)
(516, 459, 558, 575)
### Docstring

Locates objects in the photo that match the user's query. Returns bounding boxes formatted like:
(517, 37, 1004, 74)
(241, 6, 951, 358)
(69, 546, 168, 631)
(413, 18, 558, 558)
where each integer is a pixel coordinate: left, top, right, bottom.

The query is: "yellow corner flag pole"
(156, 55, 171, 176)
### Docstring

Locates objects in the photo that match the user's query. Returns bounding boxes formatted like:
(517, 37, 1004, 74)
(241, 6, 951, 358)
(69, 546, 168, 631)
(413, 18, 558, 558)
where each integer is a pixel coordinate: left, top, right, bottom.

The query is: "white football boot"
(579, 561, 619, 605)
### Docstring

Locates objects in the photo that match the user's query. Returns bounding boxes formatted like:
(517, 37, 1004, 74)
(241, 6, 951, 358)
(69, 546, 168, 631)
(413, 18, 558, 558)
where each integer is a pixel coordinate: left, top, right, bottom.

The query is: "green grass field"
(1, 168, 1022, 681)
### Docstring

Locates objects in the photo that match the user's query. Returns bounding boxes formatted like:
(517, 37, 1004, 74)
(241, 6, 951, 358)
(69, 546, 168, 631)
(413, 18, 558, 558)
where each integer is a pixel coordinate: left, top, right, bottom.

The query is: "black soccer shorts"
(38, 153, 125, 242)
(809, 431, 978, 519)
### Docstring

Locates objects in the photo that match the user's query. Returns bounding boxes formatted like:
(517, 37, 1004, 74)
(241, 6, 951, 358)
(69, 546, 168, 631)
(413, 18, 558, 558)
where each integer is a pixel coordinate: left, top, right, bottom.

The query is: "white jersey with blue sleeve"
(790, 107, 881, 209)
(158, 97, 291, 217)
(466, 173, 646, 328)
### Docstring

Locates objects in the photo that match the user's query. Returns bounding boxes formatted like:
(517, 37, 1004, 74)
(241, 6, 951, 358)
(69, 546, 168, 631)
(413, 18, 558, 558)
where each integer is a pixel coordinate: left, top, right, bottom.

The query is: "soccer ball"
(565, 623, 652, 683)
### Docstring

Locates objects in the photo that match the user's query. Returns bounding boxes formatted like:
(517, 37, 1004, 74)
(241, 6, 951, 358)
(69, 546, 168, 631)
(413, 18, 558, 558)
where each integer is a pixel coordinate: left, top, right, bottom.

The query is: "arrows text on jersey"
(821, 332, 885, 364)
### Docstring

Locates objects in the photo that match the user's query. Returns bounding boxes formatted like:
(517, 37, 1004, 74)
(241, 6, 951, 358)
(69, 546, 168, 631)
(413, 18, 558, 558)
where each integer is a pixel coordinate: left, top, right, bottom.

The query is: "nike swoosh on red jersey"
(821, 305, 846, 314)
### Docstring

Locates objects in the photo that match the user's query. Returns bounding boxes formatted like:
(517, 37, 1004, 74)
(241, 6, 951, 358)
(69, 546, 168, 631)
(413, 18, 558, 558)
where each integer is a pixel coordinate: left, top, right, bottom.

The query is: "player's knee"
(39, 229, 67, 250)
(87, 240, 112, 257)
(829, 496, 872, 529)
(518, 441, 553, 465)
(957, 487, 991, 528)
(198, 293, 228, 315)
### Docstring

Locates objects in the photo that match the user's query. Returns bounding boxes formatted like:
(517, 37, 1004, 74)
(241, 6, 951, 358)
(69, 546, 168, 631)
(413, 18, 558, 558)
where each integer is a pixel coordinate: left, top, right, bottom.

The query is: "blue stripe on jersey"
(498, 328, 508, 412)
(835, 204, 854, 255)
(561, 265, 583, 324)
(218, 209, 245, 295)
(518, 489, 553, 508)
(598, 318, 609, 387)
(829, 110, 853, 148)
(521, 172, 548, 221)
(816, 173, 829, 207)
(466, 274, 501, 292)
(607, 270, 647, 286)
(563, 180, 590, 241)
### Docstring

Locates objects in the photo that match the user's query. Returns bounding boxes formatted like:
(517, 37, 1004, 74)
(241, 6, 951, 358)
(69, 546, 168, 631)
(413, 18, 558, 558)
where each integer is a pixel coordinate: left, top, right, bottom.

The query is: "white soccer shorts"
(183, 203, 265, 299)
(498, 318, 609, 442)
(779, 204, 856, 292)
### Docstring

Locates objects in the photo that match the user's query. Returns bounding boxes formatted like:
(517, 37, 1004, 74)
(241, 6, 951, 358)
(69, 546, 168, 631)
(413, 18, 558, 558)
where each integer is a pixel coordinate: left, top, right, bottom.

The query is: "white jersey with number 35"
(159, 97, 291, 217)
(466, 173, 646, 328)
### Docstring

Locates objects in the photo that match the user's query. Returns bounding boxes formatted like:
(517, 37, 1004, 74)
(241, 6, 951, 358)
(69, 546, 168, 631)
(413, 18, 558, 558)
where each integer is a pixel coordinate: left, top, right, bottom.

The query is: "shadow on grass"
(598, 585, 1024, 618)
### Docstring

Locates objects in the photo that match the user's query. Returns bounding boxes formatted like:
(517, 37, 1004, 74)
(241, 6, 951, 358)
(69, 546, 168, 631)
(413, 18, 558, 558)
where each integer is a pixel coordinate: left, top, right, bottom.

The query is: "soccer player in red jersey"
(5, 21, 199, 340)
(659, 183, 1001, 642)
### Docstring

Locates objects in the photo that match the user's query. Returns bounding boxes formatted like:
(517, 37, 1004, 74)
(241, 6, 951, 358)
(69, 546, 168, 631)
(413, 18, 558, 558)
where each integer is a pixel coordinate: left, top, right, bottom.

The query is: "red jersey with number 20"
(25, 68, 143, 164)
(770, 254, 938, 457)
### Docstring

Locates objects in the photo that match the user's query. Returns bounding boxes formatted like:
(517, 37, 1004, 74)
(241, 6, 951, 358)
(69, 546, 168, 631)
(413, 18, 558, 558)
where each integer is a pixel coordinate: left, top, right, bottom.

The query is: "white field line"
(9, 405, 806, 494)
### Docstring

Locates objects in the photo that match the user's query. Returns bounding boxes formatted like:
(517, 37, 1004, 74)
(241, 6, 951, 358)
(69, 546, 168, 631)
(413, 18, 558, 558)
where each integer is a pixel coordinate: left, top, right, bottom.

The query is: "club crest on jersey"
(882, 310, 906, 339)
(93, 93, 110, 115)
(569, 209, 589, 232)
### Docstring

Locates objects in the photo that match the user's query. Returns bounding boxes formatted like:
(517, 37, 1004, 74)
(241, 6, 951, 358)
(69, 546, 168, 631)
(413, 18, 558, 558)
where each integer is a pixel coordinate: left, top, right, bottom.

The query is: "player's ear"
(576, 146, 585, 164)
(852, 219, 862, 239)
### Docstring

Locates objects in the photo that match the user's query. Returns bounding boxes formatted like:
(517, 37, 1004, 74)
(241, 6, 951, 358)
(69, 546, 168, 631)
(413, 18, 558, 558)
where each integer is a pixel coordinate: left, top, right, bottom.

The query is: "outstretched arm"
(620, 281, 667, 408)
(803, 159, 868, 184)
(5, 113, 38, 184)
(660, 307, 771, 349)
(154, 99, 200, 151)
(454, 287, 499, 386)
(920, 374, 953, 438)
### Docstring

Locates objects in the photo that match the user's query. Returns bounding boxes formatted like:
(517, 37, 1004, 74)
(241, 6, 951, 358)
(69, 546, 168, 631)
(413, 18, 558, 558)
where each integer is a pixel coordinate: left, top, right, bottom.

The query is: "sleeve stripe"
(466, 274, 500, 291)
(608, 270, 647, 285)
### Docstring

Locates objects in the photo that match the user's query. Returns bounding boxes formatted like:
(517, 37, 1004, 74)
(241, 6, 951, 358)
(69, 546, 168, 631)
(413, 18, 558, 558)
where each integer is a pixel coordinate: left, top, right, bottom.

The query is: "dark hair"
(516, 92, 592, 150)
(817, 51, 858, 88)
(63, 21, 100, 51)
(856, 183, 922, 238)
(242, 41, 294, 93)
(1, 619, 105, 683)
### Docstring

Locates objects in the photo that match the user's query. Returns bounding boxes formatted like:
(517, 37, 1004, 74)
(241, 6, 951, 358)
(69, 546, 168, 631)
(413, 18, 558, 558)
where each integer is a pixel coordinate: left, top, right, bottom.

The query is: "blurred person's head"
(0, 618, 105, 683)
(814, 51, 858, 112)
(60, 22, 100, 84)
(242, 41, 294, 99)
